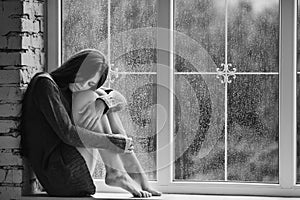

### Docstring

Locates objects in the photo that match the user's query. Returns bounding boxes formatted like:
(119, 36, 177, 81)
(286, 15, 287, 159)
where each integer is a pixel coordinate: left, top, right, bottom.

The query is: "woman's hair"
(20, 49, 109, 157)
(50, 49, 109, 89)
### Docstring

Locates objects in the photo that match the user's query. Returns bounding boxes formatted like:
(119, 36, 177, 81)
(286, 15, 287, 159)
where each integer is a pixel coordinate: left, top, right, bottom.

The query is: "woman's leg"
(107, 112, 162, 196)
(79, 115, 151, 197)
(72, 96, 150, 197)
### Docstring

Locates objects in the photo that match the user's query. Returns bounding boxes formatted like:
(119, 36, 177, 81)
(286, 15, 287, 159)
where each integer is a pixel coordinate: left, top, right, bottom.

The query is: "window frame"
(46, 0, 299, 196)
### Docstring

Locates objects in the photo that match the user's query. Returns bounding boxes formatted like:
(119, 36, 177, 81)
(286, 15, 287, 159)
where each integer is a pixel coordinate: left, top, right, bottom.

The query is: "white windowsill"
(20, 193, 300, 200)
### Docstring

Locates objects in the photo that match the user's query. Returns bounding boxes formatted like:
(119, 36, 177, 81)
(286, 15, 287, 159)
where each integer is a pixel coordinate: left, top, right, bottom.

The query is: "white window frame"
(46, 0, 299, 196)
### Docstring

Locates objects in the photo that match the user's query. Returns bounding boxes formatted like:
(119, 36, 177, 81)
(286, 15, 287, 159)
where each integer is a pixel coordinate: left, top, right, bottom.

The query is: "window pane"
(174, 0, 279, 182)
(174, 72, 225, 181)
(228, 75, 279, 183)
(110, 0, 157, 72)
(228, 0, 279, 72)
(62, 0, 108, 61)
(174, 0, 225, 73)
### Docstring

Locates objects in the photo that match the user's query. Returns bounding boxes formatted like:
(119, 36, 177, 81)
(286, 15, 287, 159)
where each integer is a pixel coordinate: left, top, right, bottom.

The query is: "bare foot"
(140, 190, 152, 198)
(105, 171, 152, 198)
(142, 187, 162, 196)
(130, 173, 162, 196)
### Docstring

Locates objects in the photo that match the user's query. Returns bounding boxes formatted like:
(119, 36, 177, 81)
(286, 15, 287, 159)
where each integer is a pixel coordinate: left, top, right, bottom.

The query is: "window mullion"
(46, 0, 61, 72)
(279, 0, 297, 189)
(156, 0, 172, 186)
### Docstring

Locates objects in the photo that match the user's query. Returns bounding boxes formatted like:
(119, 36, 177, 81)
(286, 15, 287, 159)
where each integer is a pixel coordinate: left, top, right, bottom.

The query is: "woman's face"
(69, 71, 101, 92)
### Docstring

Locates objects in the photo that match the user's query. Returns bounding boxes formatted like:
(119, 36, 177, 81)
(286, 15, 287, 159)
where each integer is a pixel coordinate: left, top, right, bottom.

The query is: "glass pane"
(110, 0, 157, 72)
(227, 0, 279, 72)
(174, 73, 225, 181)
(174, 0, 279, 183)
(174, 0, 225, 72)
(228, 75, 279, 183)
(62, 0, 108, 62)
(110, 74, 157, 180)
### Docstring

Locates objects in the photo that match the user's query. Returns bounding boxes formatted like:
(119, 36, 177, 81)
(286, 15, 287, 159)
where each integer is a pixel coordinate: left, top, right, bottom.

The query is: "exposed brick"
(0, 36, 7, 49)
(0, 0, 23, 19)
(0, 151, 22, 166)
(0, 120, 19, 134)
(35, 16, 44, 32)
(20, 66, 43, 84)
(33, 2, 44, 19)
(6, 35, 22, 50)
(22, 1, 33, 19)
(0, 169, 23, 184)
(1, 32, 44, 49)
(21, 50, 43, 67)
(0, 87, 24, 103)
(23, 1, 44, 20)
(0, 103, 21, 118)
(21, 18, 40, 33)
(0, 51, 44, 69)
(0, 52, 22, 66)
(0, 69, 20, 85)
(0, 18, 22, 36)
(20, 32, 44, 49)
(0, 186, 22, 200)
(0, 0, 45, 197)
(28, 33, 43, 49)
(0, 136, 20, 149)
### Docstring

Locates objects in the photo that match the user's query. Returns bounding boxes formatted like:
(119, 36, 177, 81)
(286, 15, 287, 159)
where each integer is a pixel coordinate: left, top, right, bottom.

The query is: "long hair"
(20, 49, 109, 157)
(50, 49, 109, 90)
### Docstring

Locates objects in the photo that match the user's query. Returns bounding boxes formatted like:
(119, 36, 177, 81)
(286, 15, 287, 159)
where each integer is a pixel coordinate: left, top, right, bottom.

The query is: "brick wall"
(0, 0, 45, 199)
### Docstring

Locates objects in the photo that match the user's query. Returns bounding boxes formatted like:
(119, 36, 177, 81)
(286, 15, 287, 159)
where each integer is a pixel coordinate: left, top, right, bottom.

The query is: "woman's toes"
(144, 188, 162, 196)
(152, 190, 162, 196)
(140, 190, 152, 198)
(133, 191, 142, 198)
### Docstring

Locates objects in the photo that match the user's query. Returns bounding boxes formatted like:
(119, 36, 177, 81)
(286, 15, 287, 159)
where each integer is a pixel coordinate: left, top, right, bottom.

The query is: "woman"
(21, 49, 161, 197)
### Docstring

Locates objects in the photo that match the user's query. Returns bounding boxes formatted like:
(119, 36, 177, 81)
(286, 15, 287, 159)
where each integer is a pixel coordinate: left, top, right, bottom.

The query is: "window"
(47, 0, 299, 196)
(174, 0, 279, 183)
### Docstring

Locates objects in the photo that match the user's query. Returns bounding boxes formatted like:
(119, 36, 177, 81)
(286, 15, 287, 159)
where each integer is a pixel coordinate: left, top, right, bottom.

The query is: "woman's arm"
(33, 77, 131, 153)
(95, 88, 127, 114)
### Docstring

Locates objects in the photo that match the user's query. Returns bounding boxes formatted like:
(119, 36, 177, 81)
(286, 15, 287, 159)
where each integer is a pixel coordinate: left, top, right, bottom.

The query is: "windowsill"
(19, 193, 300, 200)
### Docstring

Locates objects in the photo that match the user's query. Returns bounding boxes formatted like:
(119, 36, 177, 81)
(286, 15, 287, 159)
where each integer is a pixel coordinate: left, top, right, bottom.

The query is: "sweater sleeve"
(33, 77, 128, 153)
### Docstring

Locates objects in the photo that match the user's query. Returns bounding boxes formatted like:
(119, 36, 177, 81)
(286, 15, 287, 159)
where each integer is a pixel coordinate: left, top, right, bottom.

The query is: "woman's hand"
(95, 88, 127, 114)
(106, 90, 127, 113)
(124, 137, 134, 153)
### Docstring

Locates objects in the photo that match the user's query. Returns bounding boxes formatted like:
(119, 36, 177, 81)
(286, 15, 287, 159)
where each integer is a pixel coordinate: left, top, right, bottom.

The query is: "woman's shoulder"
(33, 72, 55, 84)
(30, 72, 57, 89)
(24, 72, 60, 98)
